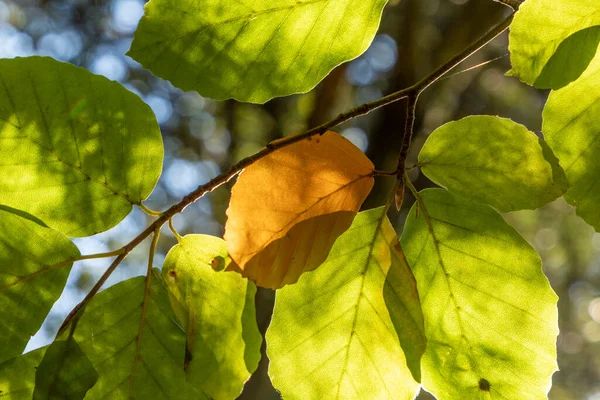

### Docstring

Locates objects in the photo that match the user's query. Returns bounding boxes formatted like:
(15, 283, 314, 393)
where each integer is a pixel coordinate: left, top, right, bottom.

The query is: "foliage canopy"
(0, 0, 597, 399)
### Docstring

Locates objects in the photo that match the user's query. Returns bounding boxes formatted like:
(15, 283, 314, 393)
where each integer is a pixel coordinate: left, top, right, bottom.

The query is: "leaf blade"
(543, 53, 600, 231)
(128, 0, 388, 103)
(66, 273, 204, 399)
(508, 0, 600, 88)
(418, 115, 567, 212)
(225, 131, 374, 288)
(0, 207, 79, 364)
(267, 208, 424, 399)
(401, 188, 558, 399)
(33, 338, 98, 400)
(0, 56, 163, 237)
(161, 234, 262, 399)
(0, 347, 47, 399)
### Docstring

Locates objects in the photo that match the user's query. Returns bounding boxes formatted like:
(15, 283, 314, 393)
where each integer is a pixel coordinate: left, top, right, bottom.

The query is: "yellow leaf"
(225, 131, 374, 289)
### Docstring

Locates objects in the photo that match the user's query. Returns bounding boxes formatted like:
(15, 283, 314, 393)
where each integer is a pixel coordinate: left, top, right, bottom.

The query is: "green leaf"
(543, 54, 600, 231)
(401, 188, 558, 399)
(33, 338, 98, 400)
(508, 0, 600, 89)
(67, 272, 204, 399)
(418, 116, 567, 212)
(0, 56, 163, 237)
(241, 281, 262, 374)
(0, 347, 47, 399)
(267, 208, 424, 399)
(0, 207, 79, 364)
(128, 0, 388, 103)
(161, 234, 262, 399)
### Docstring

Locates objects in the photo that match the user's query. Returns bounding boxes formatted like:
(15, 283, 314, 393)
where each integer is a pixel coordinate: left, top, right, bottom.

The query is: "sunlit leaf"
(225, 131, 374, 288)
(161, 234, 262, 399)
(508, 0, 600, 89)
(418, 116, 567, 212)
(543, 52, 600, 231)
(401, 188, 558, 399)
(128, 0, 387, 103)
(267, 208, 423, 399)
(33, 337, 98, 400)
(0, 347, 46, 399)
(0, 56, 163, 237)
(0, 206, 79, 364)
(65, 272, 204, 399)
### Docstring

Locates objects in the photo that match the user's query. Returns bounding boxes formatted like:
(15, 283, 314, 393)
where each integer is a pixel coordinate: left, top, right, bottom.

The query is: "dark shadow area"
(535, 26, 600, 90)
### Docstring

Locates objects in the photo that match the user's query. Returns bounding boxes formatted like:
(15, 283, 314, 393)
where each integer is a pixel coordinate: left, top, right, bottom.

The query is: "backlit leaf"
(0, 206, 79, 364)
(0, 56, 163, 237)
(66, 272, 204, 399)
(543, 54, 600, 231)
(508, 0, 600, 89)
(33, 338, 98, 400)
(224, 131, 374, 289)
(418, 116, 567, 212)
(128, 0, 387, 103)
(267, 208, 424, 399)
(161, 235, 262, 399)
(0, 347, 46, 399)
(401, 188, 558, 399)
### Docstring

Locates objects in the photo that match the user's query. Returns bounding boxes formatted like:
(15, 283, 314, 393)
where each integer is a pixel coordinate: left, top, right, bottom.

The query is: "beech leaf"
(128, 0, 388, 103)
(508, 0, 600, 89)
(224, 131, 374, 289)
(0, 347, 46, 398)
(418, 116, 567, 212)
(543, 53, 600, 231)
(0, 56, 163, 237)
(0, 206, 79, 364)
(64, 273, 204, 399)
(33, 338, 98, 400)
(161, 234, 262, 400)
(267, 208, 423, 399)
(401, 188, 558, 399)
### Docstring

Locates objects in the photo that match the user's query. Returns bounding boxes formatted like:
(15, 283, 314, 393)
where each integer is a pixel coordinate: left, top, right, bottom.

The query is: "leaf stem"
(78, 248, 126, 261)
(139, 203, 164, 217)
(404, 172, 420, 200)
(168, 218, 183, 242)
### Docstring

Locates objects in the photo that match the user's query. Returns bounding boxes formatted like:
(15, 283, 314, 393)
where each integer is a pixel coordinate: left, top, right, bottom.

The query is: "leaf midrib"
(335, 211, 392, 399)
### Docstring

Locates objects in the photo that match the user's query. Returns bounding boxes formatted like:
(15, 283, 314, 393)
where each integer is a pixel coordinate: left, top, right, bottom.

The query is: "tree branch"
(395, 93, 419, 174)
(58, 252, 128, 333)
(59, 11, 515, 329)
(129, 228, 161, 394)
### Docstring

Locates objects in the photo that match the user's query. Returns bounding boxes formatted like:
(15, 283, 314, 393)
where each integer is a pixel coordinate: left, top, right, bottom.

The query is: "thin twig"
(58, 12, 515, 329)
(395, 93, 419, 174)
(58, 252, 128, 333)
(129, 228, 160, 395)
(391, 13, 514, 203)
(372, 169, 400, 177)
(391, 93, 418, 210)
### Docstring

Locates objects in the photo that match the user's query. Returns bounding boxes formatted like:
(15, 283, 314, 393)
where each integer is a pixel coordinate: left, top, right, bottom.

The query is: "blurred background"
(2, 0, 599, 398)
